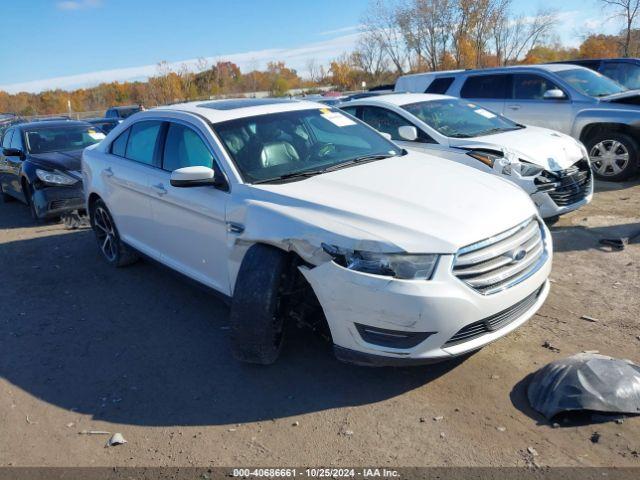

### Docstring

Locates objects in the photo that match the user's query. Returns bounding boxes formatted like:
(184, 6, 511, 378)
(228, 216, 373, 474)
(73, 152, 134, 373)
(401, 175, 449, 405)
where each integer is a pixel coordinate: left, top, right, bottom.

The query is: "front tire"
(229, 244, 289, 365)
(89, 199, 139, 267)
(587, 132, 639, 181)
(0, 185, 15, 203)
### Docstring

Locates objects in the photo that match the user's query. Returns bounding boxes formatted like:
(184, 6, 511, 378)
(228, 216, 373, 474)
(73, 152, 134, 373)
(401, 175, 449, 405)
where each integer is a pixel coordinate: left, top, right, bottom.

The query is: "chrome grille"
(453, 218, 546, 295)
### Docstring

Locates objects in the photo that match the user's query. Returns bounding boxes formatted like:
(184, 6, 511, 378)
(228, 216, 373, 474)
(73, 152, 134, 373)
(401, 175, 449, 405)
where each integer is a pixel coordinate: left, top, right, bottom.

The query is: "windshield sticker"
(474, 108, 496, 119)
(320, 110, 356, 127)
(88, 130, 106, 140)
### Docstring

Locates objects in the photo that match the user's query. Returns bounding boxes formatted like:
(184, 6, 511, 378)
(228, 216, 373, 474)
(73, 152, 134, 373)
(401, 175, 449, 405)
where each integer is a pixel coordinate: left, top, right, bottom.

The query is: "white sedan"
(82, 98, 550, 366)
(340, 93, 593, 220)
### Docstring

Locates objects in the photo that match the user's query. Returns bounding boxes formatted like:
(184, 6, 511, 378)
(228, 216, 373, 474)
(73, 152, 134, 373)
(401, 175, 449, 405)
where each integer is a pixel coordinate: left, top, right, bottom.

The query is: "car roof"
(17, 120, 92, 129)
(86, 117, 118, 122)
(108, 105, 140, 110)
(345, 92, 454, 106)
(398, 64, 589, 79)
(156, 98, 329, 123)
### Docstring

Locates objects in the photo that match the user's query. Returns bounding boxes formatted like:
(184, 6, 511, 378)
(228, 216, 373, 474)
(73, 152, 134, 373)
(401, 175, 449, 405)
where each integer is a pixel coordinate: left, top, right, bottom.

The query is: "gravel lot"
(0, 180, 638, 468)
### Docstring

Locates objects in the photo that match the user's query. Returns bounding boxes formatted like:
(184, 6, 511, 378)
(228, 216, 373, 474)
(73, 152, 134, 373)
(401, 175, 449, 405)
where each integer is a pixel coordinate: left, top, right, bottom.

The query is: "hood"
(28, 149, 83, 172)
(248, 151, 537, 254)
(598, 89, 640, 105)
(448, 125, 585, 171)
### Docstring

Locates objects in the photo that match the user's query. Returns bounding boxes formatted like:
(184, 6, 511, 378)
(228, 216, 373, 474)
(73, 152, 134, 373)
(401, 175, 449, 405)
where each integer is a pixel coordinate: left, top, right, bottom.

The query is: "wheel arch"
(579, 122, 640, 145)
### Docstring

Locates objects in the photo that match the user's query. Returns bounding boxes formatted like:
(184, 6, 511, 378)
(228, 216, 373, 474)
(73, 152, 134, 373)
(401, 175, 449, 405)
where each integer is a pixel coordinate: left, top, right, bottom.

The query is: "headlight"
(322, 244, 439, 280)
(519, 162, 544, 177)
(35, 169, 78, 185)
(467, 150, 503, 168)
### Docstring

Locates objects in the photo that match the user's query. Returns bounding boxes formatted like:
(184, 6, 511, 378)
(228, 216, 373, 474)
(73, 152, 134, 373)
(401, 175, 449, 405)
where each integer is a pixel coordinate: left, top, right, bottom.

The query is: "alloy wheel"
(93, 206, 118, 262)
(589, 140, 630, 177)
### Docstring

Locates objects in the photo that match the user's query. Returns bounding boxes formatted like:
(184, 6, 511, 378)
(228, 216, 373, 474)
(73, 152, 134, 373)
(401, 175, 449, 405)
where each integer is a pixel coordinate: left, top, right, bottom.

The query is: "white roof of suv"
(157, 98, 326, 123)
(344, 93, 453, 106)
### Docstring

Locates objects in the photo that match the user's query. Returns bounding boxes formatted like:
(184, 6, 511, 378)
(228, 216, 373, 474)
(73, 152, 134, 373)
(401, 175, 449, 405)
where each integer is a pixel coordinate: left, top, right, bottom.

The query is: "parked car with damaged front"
(341, 93, 593, 221)
(0, 120, 105, 220)
(82, 99, 552, 366)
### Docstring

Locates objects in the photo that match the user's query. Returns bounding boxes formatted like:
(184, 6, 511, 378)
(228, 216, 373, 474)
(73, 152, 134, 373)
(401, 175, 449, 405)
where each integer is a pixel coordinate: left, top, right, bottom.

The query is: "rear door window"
(125, 121, 163, 166)
(110, 128, 130, 157)
(425, 77, 454, 94)
(461, 75, 509, 99)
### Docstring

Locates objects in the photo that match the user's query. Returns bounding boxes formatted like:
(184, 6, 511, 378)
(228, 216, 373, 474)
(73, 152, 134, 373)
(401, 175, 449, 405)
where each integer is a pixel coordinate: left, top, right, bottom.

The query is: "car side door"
(504, 73, 573, 134)
(459, 73, 509, 116)
(6, 129, 27, 199)
(0, 128, 14, 195)
(102, 120, 164, 258)
(144, 120, 231, 295)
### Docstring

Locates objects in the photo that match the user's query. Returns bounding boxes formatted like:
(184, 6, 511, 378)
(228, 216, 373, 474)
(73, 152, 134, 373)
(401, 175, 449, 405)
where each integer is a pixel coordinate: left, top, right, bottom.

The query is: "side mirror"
(378, 131, 392, 141)
(398, 125, 418, 141)
(543, 89, 566, 100)
(2, 147, 24, 158)
(170, 166, 216, 188)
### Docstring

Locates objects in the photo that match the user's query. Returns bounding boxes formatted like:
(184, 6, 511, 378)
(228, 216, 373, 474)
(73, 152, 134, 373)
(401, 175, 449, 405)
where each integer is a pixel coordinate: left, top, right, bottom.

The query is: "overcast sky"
(0, 0, 620, 94)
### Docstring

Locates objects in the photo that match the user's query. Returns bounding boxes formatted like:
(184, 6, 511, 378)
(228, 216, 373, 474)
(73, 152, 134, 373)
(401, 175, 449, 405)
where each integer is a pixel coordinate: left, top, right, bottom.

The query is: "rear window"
(461, 75, 508, 99)
(425, 77, 454, 94)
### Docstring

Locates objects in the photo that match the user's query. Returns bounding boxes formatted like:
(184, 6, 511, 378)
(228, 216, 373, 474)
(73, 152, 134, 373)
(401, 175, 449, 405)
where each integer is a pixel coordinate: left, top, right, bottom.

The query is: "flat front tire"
(587, 132, 639, 181)
(229, 244, 289, 365)
(90, 199, 138, 267)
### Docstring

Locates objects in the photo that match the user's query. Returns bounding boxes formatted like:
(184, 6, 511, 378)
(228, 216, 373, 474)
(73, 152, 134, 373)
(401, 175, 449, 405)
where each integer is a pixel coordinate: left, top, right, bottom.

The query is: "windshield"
(402, 99, 520, 138)
(213, 108, 400, 183)
(555, 68, 627, 97)
(24, 125, 106, 154)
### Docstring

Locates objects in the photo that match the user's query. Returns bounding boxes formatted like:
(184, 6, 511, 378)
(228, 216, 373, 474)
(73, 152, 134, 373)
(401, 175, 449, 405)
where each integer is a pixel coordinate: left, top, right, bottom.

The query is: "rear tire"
(586, 132, 639, 181)
(229, 244, 289, 365)
(89, 199, 139, 267)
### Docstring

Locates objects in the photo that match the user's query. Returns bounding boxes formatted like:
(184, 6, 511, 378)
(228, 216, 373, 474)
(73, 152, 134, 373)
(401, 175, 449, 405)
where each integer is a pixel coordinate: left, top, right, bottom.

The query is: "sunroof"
(198, 98, 298, 110)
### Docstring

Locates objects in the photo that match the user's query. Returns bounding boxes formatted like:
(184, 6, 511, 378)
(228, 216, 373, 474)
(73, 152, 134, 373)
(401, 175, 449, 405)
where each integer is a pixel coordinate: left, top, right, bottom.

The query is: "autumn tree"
(598, 0, 640, 56)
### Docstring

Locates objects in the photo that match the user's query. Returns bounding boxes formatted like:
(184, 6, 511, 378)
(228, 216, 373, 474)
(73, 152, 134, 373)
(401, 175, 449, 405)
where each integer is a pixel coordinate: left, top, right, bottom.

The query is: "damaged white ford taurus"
(82, 98, 552, 366)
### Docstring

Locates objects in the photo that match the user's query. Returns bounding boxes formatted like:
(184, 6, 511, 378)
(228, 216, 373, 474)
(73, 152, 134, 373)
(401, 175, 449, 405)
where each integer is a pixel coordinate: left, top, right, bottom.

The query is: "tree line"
(2, 0, 640, 116)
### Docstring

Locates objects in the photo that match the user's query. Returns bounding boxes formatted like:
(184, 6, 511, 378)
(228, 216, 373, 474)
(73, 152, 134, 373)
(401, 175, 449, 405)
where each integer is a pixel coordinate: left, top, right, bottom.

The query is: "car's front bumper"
(32, 184, 84, 219)
(301, 230, 552, 366)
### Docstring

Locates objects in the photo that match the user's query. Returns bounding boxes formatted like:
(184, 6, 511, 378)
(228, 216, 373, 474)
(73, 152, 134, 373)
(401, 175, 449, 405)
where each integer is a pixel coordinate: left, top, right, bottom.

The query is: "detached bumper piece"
(443, 284, 545, 347)
(536, 159, 592, 207)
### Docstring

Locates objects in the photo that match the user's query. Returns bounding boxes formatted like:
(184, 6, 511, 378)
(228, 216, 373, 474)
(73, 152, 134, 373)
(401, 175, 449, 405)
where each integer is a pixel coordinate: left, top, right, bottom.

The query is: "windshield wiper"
(323, 153, 397, 172)
(252, 153, 398, 184)
(252, 169, 328, 184)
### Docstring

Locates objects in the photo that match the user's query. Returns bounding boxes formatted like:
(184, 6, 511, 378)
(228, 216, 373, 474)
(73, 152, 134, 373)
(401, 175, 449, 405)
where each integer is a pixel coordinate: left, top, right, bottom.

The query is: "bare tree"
(493, 3, 559, 65)
(362, 0, 408, 73)
(352, 32, 390, 80)
(598, 0, 640, 56)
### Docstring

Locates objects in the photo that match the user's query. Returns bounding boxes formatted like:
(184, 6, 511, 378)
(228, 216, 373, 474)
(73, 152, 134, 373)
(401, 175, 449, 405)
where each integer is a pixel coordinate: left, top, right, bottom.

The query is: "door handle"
(103, 167, 114, 177)
(152, 183, 167, 196)
(507, 104, 521, 111)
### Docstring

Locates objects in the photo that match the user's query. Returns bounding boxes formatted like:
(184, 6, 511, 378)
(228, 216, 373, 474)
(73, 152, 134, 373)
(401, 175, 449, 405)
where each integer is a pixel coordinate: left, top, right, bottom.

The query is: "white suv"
(82, 98, 552, 366)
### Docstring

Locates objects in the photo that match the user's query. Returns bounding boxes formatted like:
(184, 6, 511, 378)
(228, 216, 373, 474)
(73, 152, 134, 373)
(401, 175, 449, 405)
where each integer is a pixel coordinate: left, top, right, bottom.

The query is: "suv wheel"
(90, 199, 139, 267)
(587, 132, 639, 181)
(229, 244, 289, 365)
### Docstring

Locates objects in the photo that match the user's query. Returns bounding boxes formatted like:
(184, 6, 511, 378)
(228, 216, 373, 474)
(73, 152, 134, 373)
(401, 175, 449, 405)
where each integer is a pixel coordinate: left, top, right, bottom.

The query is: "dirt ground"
(0, 179, 638, 468)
